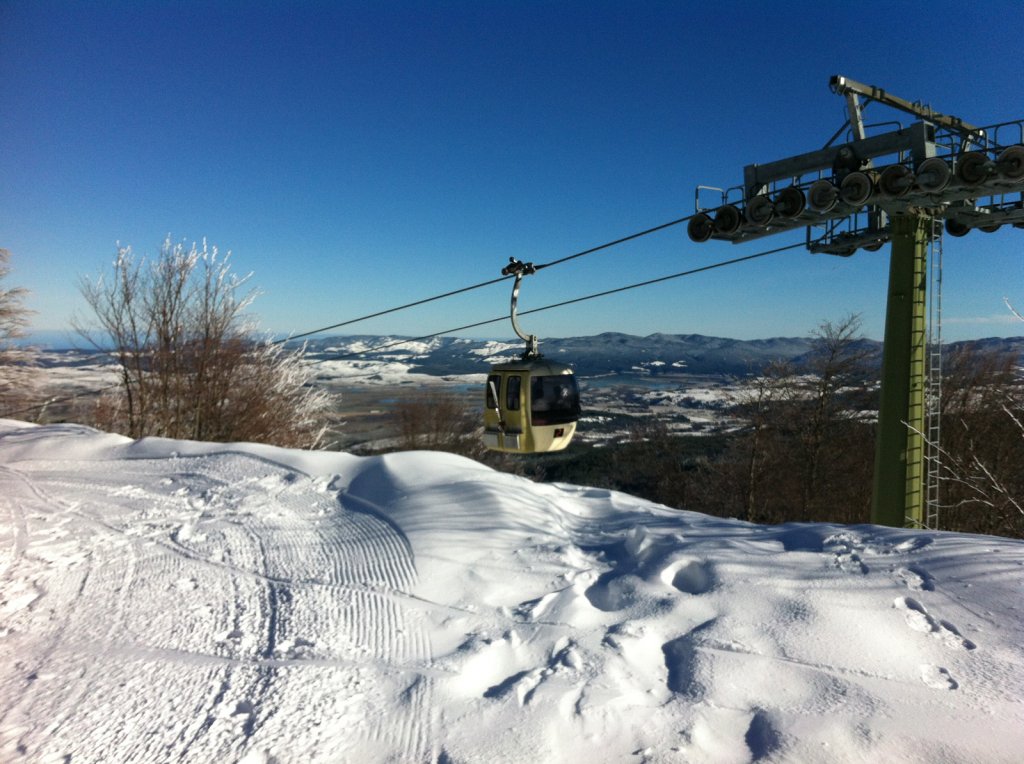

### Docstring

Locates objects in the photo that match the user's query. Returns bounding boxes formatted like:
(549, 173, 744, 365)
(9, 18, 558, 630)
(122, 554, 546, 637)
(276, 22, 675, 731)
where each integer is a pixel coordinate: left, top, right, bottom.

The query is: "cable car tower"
(688, 75, 1024, 528)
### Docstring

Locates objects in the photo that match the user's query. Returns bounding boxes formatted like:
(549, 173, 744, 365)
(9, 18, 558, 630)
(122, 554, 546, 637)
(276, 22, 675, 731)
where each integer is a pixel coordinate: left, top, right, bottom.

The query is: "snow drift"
(1, 420, 1022, 763)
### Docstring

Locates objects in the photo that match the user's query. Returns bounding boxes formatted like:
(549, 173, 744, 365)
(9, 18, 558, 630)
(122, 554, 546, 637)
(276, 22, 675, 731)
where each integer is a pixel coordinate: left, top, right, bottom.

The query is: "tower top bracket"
(829, 75, 982, 140)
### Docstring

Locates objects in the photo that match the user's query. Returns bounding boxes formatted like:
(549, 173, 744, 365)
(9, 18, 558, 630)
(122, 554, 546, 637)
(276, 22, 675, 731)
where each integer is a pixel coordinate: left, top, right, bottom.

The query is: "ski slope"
(1, 420, 1022, 763)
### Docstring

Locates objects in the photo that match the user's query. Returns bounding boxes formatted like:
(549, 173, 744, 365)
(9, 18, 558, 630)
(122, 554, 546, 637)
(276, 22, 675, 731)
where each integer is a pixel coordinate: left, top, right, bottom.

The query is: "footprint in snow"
(275, 636, 317, 658)
(483, 668, 544, 706)
(893, 597, 976, 650)
(215, 628, 245, 643)
(824, 533, 870, 574)
(173, 576, 198, 592)
(894, 536, 934, 553)
(584, 572, 642, 612)
(659, 558, 713, 595)
(514, 591, 560, 621)
(835, 552, 868, 574)
(482, 638, 582, 706)
(895, 566, 934, 592)
(585, 551, 714, 612)
(744, 708, 784, 761)
(661, 620, 716, 700)
(1, 581, 41, 615)
(920, 664, 958, 690)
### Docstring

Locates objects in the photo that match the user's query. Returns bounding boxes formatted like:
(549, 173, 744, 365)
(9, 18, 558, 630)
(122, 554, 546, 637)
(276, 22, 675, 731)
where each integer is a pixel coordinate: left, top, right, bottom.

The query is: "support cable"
(273, 275, 510, 344)
(322, 241, 802, 360)
(278, 212, 696, 344)
(534, 213, 696, 272)
(10, 217, 786, 422)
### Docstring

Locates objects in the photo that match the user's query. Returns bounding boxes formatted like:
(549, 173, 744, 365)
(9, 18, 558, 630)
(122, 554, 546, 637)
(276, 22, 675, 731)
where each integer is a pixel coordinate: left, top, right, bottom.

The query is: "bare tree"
(0, 248, 37, 416)
(77, 238, 334, 447)
(694, 314, 874, 524)
(736, 360, 798, 522)
(793, 315, 874, 518)
(934, 341, 1024, 537)
(393, 389, 484, 458)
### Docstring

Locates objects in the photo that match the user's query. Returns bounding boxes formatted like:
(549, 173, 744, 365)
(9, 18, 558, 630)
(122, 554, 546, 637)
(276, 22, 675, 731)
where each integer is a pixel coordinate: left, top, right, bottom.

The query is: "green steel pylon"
(871, 213, 929, 527)
(684, 76, 1024, 527)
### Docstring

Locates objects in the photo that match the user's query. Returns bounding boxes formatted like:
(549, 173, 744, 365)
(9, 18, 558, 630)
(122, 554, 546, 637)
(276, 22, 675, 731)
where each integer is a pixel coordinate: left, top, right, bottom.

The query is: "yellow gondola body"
(483, 257, 582, 453)
(483, 358, 580, 453)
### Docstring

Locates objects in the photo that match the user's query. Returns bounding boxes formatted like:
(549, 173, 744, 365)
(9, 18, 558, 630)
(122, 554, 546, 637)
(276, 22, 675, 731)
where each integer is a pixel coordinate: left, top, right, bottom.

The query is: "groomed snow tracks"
(0, 451, 433, 762)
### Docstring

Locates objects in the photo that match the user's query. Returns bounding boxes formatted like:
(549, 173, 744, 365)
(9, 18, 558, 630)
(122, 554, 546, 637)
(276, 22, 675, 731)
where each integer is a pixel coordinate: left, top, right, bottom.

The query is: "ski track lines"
(0, 453, 433, 762)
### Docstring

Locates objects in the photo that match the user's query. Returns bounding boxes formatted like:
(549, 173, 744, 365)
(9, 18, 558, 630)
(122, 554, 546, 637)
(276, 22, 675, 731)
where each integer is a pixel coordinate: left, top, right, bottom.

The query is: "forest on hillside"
(386, 319, 1024, 539)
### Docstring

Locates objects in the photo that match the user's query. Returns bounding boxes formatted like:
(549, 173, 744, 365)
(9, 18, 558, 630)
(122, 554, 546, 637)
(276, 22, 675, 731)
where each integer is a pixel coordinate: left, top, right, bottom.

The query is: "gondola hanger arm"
(501, 258, 540, 359)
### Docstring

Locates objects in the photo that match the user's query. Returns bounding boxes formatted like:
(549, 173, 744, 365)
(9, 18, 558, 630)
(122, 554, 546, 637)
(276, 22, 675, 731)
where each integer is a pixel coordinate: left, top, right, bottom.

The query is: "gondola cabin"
(483, 358, 580, 453)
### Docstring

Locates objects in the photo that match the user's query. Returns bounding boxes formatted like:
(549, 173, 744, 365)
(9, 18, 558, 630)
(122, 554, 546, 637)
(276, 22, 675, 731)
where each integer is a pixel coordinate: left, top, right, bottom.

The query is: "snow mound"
(1, 420, 1022, 762)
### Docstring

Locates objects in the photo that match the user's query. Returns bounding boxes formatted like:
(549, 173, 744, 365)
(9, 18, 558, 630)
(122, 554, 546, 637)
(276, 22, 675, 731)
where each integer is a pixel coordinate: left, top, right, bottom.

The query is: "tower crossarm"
(830, 75, 982, 142)
(744, 122, 932, 197)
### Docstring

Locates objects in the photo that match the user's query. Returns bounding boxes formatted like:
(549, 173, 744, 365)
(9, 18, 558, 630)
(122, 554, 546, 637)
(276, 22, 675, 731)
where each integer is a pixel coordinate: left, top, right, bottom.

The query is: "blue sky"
(2, 0, 1022, 344)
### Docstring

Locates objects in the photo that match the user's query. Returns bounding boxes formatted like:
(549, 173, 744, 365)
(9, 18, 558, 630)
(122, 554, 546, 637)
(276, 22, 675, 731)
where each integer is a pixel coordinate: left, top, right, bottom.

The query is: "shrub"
(77, 238, 334, 447)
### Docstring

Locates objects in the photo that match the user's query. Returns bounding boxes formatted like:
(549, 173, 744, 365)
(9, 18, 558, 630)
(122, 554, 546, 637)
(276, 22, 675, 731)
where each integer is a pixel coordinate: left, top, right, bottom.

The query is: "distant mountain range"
(299, 332, 1024, 378)
(27, 331, 1024, 378)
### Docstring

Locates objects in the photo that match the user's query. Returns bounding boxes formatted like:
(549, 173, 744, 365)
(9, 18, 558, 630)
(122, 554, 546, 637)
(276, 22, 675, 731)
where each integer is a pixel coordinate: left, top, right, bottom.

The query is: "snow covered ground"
(1, 420, 1022, 763)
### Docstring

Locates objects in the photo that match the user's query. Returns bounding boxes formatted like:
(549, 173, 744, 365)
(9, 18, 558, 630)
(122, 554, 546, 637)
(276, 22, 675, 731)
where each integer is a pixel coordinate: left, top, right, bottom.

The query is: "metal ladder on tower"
(924, 220, 944, 530)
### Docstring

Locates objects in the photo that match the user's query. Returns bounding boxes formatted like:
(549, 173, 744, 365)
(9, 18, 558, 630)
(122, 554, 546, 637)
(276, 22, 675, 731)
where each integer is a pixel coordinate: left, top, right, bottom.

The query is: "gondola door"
(502, 373, 525, 449)
(483, 370, 527, 452)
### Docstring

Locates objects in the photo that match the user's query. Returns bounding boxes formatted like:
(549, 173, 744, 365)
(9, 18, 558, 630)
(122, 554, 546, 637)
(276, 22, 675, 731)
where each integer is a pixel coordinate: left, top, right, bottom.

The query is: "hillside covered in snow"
(1, 420, 1022, 763)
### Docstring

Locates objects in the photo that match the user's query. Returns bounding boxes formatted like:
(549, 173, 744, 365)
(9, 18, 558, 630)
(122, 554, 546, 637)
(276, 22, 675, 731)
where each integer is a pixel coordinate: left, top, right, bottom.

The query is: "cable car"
(484, 358, 580, 453)
(482, 259, 581, 453)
